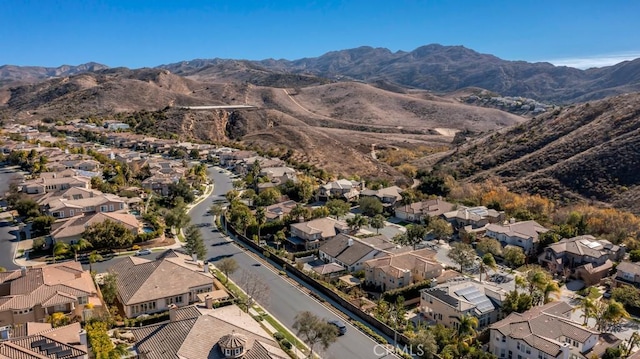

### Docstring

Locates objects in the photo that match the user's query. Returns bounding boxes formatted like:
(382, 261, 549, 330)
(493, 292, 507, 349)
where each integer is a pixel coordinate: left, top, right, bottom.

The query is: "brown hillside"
(433, 92, 640, 213)
(0, 68, 525, 182)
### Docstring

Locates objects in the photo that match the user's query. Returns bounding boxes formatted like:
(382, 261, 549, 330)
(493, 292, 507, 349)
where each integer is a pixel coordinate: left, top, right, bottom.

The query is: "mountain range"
(2, 44, 640, 103)
(2, 44, 640, 211)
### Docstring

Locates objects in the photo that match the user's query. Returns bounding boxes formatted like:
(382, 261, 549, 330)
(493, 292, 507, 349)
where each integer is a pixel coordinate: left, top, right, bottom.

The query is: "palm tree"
(255, 207, 266, 241)
(108, 344, 130, 359)
(542, 281, 561, 304)
(479, 253, 497, 282)
(576, 297, 597, 326)
(346, 214, 368, 233)
(71, 238, 92, 261)
(455, 314, 479, 343)
(88, 251, 104, 273)
(274, 230, 286, 251)
(370, 214, 385, 234)
(52, 242, 70, 263)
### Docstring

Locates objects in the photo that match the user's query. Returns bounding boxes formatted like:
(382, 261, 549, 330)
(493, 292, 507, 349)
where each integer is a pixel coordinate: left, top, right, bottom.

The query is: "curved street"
(192, 167, 395, 359)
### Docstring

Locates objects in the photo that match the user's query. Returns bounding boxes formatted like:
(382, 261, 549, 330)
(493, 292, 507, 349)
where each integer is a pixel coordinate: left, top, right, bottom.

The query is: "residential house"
(443, 206, 505, 230)
(360, 186, 403, 207)
(485, 219, 549, 255)
(50, 212, 140, 244)
(109, 250, 226, 318)
(132, 304, 289, 359)
(0, 322, 88, 358)
(317, 179, 364, 202)
(364, 249, 443, 291)
(288, 217, 348, 250)
(43, 191, 129, 219)
(141, 174, 178, 196)
(614, 261, 640, 289)
(420, 277, 507, 329)
(538, 235, 625, 286)
(318, 233, 398, 272)
(21, 175, 91, 194)
(264, 200, 298, 222)
(219, 150, 256, 167)
(489, 301, 621, 359)
(395, 198, 456, 223)
(0, 263, 103, 326)
(257, 166, 297, 191)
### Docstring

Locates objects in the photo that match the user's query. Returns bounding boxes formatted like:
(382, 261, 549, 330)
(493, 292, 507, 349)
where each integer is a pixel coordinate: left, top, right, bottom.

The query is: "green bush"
(273, 332, 285, 341)
(279, 338, 292, 350)
(291, 249, 319, 259)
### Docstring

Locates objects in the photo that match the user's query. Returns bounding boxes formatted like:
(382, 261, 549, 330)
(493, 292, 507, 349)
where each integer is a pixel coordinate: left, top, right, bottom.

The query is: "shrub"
(273, 332, 285, 341)
(279, 339, 292, 350)
(131, 245, 141, 251)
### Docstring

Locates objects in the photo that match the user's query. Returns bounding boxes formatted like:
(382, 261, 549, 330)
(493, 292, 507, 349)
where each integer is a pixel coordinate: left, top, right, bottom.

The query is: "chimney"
(78, 329, 87, 346)
(191, 253, 198, 262)
(204, 262, 210, 273)
(347, 237, 353, 247)
(168, 303, 178, 321)
(509, 217, 516, 224)
(20, 267, 27, 277)
(205, 295, 213, 309)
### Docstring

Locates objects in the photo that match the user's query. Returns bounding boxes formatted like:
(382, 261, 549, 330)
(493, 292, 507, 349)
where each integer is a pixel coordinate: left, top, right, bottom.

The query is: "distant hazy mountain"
(0, 62, 109, 85)
(158, 44, 640, 103)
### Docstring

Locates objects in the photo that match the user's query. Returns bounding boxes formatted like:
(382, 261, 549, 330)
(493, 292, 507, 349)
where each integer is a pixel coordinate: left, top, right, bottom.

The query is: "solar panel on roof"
(56, 349, 73, 358)
(31, 339, 47, 348)
(46, 345, 63, 354)
(39, 342, 58, 350)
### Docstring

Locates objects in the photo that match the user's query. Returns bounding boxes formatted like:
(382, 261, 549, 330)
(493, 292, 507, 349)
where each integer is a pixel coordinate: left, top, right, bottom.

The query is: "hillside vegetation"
(434, 92, 640, 213)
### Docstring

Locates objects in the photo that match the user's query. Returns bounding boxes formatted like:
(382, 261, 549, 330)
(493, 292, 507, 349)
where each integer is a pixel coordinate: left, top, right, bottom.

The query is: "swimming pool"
(142, 226, 154, 233)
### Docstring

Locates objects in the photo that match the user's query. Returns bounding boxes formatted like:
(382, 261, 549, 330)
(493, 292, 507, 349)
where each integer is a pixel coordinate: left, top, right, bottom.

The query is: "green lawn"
(261, 313, 307, 354)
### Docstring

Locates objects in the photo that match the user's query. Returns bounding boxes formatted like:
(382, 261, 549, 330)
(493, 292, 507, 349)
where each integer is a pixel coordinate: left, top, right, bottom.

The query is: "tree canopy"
(82, 219, 135, 249)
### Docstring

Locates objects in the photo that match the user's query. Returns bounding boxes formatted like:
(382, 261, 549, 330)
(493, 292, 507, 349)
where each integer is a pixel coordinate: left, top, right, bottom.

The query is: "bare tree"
(237, 269, 270, 311)
(217, 258, 238, 283)
(293, 311, 338, 358)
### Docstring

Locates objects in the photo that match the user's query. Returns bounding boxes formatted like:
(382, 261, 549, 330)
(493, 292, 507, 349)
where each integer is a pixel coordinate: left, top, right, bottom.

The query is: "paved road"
(89, 166, 394, 358)
(0, 166, 25, 271)
(194, 167, 392, 359)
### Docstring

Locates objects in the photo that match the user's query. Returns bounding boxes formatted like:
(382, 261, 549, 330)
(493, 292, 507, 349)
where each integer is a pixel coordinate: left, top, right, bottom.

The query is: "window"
(120, 203, 124, 209)
(69, 209, 75, 216)
(78, 296, 88, 305)
(109, 204, 114, 211)
(100, 205, 108, 212)
(500, 349, 505, 358)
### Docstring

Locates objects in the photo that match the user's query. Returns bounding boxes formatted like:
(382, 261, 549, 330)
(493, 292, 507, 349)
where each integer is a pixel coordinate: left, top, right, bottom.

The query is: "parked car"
(328, 319, 347, 336)
(135, 249, 152, 256)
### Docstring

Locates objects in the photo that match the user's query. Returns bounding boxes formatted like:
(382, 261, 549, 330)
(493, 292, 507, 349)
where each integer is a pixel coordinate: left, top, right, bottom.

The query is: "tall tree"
(255, 207, 266, 240)
(447, 242, 476, 273)
(82, 219, 135, 249)
(479, 253, 497, 282)
(217, 258, 238, 283)
(326, 199, 350, 220)
(476, 238, 503, 257)
(88, 251, 104, 273)
(71, 238, 92, 261)
(370, 214, 386, 234)
(346, 214, 368, 232)
(576, 296, 597, 325)
(237, 269, 270, 311)
(184, 225, 206, 260)
(274, 230, 286, 251)
(427, 218, 453, 241)
(503, 246, 526, 268)
(293, 311, 338, 358)
(455, 314, 479, 343)
(52, 242, 70, 263)
(409, 330, 438, 359)
(100, 273, 118, 305)
(359, 196, 383, 217)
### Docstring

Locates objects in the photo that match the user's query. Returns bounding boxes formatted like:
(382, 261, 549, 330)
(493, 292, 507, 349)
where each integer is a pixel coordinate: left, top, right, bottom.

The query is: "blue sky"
(2, 0, 639, 69)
